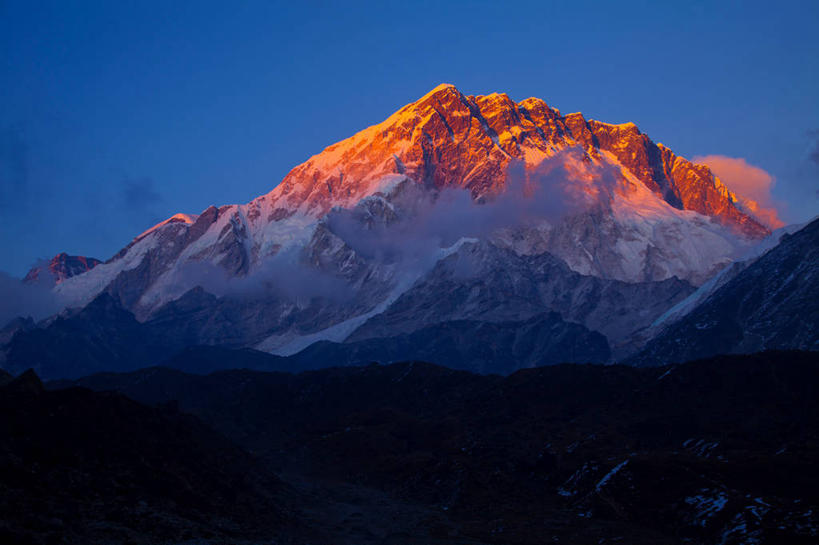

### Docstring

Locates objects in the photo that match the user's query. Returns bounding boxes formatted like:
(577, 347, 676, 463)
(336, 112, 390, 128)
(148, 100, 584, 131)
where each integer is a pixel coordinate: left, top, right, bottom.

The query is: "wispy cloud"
(693, 155, 785, 229)
(0, 271, 64, 326)
(120, 177, 162, 211)
(324, 147, 594, 267)
(162, 247, 354, 304)
(0, 125, 29, 211)
(808, 129, 819, 168)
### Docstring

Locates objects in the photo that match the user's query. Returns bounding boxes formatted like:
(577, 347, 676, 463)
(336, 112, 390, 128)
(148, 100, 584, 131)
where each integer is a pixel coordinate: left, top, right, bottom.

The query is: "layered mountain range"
(4, 84, 815, 378)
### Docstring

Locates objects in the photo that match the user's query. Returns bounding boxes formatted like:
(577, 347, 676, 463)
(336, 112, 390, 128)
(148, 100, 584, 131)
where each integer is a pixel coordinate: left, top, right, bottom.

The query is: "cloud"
(0, 270, 64, 326)
(326, 153, 571, 248)
(693, 155, 785, 229)
(118, 177, 166, 236)
(808, 129, 819, 167)
(324, 147, 611, 273)
(120, 177, 162, 211)
(155, 246, 354, 307)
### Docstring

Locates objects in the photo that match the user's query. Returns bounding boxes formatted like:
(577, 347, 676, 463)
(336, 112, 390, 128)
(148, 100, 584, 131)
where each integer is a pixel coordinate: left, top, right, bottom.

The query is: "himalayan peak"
(52, 84, 772, 321)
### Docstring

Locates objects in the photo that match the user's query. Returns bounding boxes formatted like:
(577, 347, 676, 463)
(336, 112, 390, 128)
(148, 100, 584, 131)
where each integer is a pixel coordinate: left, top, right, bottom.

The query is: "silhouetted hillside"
(0, 369, 294, 544)
(56, 350, 819, 544)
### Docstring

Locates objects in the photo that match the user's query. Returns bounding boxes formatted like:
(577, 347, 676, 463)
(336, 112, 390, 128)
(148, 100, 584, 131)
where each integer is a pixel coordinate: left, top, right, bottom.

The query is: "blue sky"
(1, 0, 818, 276)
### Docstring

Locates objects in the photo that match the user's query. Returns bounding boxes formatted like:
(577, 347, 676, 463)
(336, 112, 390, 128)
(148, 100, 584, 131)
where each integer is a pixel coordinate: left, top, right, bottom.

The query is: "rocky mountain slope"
(0, 295, 608, 379)
(341, 240, 695, 356)
(631, 217, 819, 365)
(288, 312, 611, 373)
(52, 85, 765, 313)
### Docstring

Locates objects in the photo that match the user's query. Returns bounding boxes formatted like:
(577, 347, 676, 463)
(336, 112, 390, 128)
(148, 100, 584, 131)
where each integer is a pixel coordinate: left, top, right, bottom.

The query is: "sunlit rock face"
(258, 84, 767, 235)
(14, 84, 778, 369)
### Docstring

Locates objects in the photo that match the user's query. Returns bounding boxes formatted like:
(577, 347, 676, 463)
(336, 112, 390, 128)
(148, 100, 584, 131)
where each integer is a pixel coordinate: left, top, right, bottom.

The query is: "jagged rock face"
(631, 218, 819, 365)
(23, 253, 101, 285)
(259, 84, 767, 238)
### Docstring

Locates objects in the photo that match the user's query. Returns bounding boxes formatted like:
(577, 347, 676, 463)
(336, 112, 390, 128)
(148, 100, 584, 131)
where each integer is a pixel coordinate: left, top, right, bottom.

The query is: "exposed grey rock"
(348, 240, 695, 359)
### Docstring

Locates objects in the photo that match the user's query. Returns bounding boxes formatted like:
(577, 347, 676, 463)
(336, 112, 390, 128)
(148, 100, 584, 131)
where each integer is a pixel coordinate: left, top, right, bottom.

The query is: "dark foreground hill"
(48, 350, 819, 544)
(0, 370, 295, 544)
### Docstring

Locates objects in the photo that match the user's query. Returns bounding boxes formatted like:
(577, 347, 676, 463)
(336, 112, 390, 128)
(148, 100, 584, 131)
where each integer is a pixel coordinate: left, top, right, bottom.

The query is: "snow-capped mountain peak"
(46, 85, 776, 355)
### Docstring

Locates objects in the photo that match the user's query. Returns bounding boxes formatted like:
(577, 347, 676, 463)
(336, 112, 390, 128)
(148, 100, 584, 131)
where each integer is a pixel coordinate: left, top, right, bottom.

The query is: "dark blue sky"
(2, 0, 818, 276)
